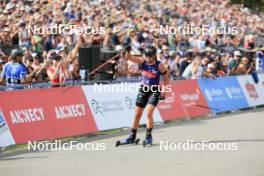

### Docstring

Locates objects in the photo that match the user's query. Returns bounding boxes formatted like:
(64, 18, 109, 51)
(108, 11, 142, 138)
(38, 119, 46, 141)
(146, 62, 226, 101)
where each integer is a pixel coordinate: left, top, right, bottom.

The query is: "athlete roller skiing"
(116, 45, 170, 147)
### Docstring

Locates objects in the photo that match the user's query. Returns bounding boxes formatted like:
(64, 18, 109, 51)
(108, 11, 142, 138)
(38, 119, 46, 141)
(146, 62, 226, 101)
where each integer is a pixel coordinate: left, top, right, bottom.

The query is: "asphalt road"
(1, 108, 264, 176)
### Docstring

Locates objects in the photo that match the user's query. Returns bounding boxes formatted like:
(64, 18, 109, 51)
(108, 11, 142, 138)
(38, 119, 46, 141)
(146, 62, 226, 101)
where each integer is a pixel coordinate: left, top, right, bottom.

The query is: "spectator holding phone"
(47, 54, 69, 87)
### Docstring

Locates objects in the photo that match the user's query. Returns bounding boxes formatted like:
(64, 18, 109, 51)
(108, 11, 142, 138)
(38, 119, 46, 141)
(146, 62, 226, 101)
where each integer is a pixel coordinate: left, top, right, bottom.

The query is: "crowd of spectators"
(0, 0, 264, 89)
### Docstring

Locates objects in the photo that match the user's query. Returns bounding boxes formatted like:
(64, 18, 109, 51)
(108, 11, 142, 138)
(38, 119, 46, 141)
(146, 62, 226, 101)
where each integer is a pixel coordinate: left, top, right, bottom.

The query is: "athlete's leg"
(145, 104, 155, 129)
(126, 106, 144, 142)
(127, 85, 149, 142)
(132, 106, 144, 129)
(143, 89, 160, 144)
(131, 85, 149, 132)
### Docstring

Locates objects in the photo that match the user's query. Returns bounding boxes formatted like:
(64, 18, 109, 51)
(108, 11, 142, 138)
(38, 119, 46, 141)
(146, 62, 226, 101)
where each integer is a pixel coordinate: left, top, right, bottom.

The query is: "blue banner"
(197, 76, 249, 113)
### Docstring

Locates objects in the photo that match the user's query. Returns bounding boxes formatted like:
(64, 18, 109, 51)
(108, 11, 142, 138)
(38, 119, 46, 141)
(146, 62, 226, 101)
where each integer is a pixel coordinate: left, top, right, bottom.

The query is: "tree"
(231, 0, 264, 12)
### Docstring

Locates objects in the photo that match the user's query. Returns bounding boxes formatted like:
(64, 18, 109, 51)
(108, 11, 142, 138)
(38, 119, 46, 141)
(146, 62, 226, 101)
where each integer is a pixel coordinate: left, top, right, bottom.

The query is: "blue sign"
(197, 76, 249, 113)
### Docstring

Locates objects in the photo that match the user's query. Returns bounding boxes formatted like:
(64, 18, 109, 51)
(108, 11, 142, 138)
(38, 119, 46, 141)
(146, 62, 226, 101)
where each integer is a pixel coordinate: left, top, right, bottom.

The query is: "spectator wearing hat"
(228, 50, 242, 75)
(0, 50, 29, 88)
(115, 45, 129, 77)
(205, 63, 217, 77)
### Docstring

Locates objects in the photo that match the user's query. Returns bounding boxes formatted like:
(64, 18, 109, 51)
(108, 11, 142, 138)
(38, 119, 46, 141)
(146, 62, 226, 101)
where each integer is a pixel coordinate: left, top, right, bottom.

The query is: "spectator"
(191, 56, 205, 79)
(215, 55, 226, 76)
(0, 50, 28, 89)
(179, 50, 193, 77)
(115, 45, 129, 77)
(256, 48, 264, 73)
(30, 53, 45, 82)
(18, 22, 30, 49)
(47, 54, 69, 87)
(228, 50, 242, 75)
(167, 51, 179, 77)
(25, 55, 34, 73)
(0, 59, 5, 76)
(127, 51, 141, 78)
(234, 57, 252, 75)
(31, 34, 43, 54)
(158, 45, 170, 66)
(0, 0, 263, 89)
(69, 58, 80, 80)
(205, 63, 217, 78)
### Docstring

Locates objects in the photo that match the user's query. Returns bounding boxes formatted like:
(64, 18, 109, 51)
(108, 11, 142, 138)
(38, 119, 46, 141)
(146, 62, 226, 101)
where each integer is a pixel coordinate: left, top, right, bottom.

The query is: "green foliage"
(231, 0, 264, 12)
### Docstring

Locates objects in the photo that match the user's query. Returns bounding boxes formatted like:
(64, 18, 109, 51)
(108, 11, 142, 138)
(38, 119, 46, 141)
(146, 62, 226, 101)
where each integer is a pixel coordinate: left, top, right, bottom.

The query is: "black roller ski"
(115, 138, 140, 147)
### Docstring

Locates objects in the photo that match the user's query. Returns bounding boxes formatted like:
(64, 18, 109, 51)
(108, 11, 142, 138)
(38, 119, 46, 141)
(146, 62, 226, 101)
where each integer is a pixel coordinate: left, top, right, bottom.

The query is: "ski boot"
(143, 135, 153, 147)
(115, 135, 140, 147)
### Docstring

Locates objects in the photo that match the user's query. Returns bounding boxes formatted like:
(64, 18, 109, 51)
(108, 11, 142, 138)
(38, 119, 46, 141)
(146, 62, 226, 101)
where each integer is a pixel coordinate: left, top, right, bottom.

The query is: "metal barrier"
(0, 77, 143, 91)
(0, 74, 251, 91)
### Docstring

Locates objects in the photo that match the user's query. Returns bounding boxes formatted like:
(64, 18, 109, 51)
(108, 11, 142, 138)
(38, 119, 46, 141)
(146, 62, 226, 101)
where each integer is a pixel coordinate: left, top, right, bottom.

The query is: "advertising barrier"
(258, 73, 264, 89)
(0, 109, 15, 147)
(197, 76, 249, 113)
(158, 80, 210, 121)
(236, 74, 264, 107)
(0, 87, 97, 144)
(173, 79, 211, 117)
(81, 83, 163, 131)
(1, 75, 264, 147)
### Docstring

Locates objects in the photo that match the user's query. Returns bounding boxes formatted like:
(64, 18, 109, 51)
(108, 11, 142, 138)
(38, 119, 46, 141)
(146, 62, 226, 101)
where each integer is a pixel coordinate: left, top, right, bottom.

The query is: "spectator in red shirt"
(47, 55, 67, 87)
